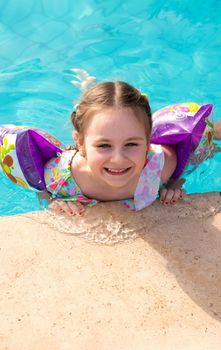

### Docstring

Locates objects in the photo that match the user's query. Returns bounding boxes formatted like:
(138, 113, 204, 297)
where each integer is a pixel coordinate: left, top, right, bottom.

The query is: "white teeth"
(107, 168, 127, 173)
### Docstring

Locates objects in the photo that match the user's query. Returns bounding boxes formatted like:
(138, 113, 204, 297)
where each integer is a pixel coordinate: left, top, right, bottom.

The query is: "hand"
(49, 199, 85, 216)
(160, 187, 185, 205)
(159, 177, 186, 205)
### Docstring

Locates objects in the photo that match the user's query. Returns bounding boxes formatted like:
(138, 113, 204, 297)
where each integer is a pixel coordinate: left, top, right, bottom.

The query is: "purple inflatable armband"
(0, 125, 62, 191)
(150, 102, 213, 179)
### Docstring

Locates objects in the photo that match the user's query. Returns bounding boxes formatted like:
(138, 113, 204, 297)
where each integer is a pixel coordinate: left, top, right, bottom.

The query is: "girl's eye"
(125, 142, 138, 147)
(97, 144, 111, 148)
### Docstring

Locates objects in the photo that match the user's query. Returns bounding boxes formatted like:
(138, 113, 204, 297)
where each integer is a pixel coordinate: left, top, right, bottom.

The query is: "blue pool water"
(0, 0, 221, 215)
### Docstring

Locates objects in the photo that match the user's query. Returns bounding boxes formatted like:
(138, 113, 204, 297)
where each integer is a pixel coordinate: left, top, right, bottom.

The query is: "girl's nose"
(111, 148, 125, 162)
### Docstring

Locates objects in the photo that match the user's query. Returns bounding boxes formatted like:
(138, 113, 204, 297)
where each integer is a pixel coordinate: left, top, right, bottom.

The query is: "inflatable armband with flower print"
(151, 102, 214, 179)
(0, 125, 62, 191)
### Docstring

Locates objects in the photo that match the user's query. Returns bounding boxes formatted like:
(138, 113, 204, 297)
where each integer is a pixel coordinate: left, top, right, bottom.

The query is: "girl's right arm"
(37, 191, 85, 216)
(43, 149, 86, 216)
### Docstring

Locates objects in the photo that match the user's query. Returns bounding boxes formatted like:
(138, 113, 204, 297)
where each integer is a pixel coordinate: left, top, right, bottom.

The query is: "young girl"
(44, 81, 185, 216)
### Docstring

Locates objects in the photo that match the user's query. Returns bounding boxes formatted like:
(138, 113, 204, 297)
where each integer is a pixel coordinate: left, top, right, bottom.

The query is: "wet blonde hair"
(71, 81, 152, 143)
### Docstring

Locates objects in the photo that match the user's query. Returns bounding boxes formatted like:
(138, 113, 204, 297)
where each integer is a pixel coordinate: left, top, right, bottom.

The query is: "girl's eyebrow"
(95, 136, 144, 142)
(125, 137, 145, 141)
(94, 138, 111, 142)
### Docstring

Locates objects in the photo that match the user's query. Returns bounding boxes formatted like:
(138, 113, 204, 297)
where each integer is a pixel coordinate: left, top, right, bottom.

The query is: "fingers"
(179, 189, 185, 200)
(68, 201, 85, 216)
(160, 188, 174, 205)
(160, 188, 185, 205)
(49, 200, 85, 216)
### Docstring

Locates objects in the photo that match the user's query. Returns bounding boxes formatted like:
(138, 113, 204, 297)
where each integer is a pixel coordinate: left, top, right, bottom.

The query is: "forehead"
(85, 108, 146, 137)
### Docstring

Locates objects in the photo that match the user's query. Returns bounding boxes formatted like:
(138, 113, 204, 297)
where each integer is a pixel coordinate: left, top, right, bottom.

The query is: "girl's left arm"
(160, 145, 185, 205)
(160, 145, 177, 184)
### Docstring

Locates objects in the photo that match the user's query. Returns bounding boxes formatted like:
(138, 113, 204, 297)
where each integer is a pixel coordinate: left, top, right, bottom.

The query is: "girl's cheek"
(94, 148, 111, 157)
(88, 151, 108, 162)
(127, 148, 146, 158)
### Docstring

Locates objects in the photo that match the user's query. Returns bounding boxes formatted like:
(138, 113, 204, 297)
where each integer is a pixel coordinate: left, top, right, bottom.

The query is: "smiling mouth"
(104, 167, 131, 175)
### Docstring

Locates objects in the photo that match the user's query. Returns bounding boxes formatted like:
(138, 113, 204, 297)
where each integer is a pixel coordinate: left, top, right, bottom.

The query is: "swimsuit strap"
(121, 144, 165, 210)
(44, 150, 98, 206)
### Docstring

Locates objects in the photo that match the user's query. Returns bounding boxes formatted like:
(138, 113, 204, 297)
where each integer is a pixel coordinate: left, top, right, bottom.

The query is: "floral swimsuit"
(44, 144, 165, 211)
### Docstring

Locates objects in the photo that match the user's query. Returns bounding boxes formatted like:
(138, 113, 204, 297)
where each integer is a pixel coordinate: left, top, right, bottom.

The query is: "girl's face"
(77, 107, 149, 190)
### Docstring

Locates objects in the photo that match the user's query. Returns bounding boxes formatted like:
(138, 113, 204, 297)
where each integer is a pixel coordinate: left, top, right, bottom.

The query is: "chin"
(104, 176, 133, 189)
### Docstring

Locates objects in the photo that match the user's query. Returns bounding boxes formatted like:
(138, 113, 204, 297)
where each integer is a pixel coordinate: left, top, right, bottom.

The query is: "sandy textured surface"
(1, 193, 221, 350)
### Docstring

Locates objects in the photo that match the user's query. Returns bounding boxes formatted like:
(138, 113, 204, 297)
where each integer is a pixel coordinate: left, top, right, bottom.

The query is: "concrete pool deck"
(0, 193, 221, 349)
